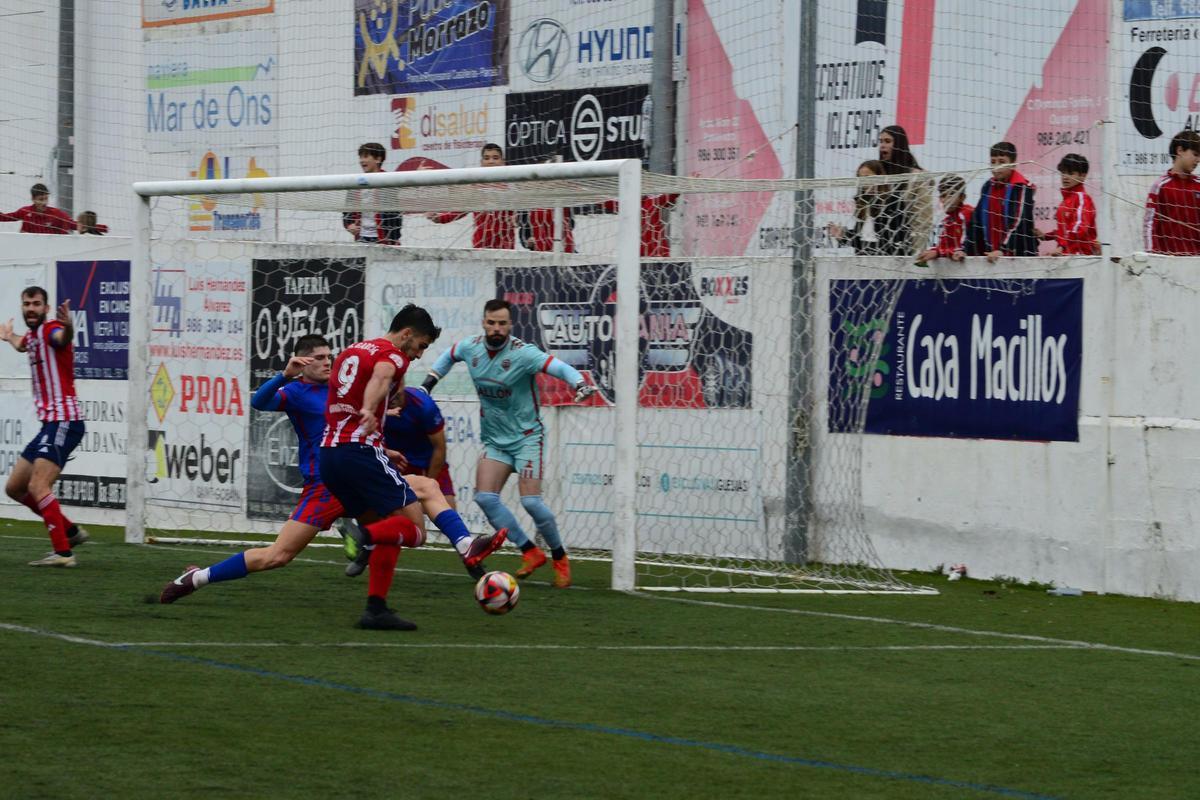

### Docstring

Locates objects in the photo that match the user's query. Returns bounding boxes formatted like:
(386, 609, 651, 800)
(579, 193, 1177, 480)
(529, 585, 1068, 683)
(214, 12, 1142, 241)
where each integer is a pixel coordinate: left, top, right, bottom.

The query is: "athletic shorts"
(289, 481, 345, 531)
(407, 463, 456, 497)
(319, 444, 418, 519)
(21, 420, 85, 467)
(483, 435, 544, 480)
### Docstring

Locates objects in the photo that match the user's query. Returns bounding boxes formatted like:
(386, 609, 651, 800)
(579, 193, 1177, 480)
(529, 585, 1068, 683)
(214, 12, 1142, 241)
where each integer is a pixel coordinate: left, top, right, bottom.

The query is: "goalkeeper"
(421, 299, 596, 588)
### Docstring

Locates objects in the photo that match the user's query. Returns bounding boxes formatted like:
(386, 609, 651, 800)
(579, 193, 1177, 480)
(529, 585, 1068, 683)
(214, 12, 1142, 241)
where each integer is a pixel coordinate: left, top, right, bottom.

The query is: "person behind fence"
(1041, 153, 1099, 256)
(0, 183, 78, 234)
(343, 142, 403, 244)
(1144, 129, 1200, 256)
(878, 124, 933, 255)
(826, 160, 907, 256)
(953, 141, 1038, 262)
(76, 210, 108, 236)
(916, 175, 973, 263)
(428, 143, 516, 249)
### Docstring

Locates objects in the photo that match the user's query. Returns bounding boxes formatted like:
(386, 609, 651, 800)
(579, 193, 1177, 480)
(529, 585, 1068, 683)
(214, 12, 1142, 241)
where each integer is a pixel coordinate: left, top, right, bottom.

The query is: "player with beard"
(0, 287, 88, 566)
(421, 299, 597, 588)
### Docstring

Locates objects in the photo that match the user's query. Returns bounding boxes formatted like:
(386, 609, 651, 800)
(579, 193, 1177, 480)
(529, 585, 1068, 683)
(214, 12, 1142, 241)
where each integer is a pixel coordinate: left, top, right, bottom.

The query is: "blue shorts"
(21, 420, 85, 467)
(319, 444, 418, 519)
(484, 435, 545, 480)
(290, 481, 346, 531)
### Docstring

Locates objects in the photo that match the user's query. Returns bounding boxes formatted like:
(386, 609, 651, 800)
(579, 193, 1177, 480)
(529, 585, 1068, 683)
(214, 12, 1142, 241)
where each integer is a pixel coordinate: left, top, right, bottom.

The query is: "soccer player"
(420, 299, 597, 588)
(158, 335, 343, 601)
(321, 304, 505, 630)
(340, 381, 464, 578)
(0, 288, 88, 566)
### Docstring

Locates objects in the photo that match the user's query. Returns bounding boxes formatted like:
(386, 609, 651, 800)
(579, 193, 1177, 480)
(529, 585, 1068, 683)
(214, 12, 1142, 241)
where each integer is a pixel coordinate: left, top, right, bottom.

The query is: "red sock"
(367, 543, 400, 599)
(19, 493, 43, 517)
(36, 494, 71, 552)
(366, 515, 425, 548)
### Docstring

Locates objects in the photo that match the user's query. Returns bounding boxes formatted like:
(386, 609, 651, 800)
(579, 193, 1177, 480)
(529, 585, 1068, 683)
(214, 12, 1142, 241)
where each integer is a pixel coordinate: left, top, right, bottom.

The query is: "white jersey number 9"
(336, 355, 360, 397)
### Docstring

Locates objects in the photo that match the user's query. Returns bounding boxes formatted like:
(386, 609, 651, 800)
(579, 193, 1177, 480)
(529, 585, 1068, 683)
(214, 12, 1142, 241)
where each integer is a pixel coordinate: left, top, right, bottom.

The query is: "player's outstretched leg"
(521, 494, 570, 588)
(356, 512, 426, 631)
(405, 475, 507, 578)
(158, 522, 318, 603)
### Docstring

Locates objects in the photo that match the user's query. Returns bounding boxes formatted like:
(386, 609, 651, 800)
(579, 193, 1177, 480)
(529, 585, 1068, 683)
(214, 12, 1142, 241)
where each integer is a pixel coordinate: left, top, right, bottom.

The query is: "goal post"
(128, 159, 939, 595)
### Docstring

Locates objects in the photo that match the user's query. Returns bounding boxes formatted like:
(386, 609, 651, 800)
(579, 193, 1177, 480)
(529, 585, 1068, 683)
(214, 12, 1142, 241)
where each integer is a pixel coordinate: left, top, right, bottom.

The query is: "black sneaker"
(357, 606, 417, 631)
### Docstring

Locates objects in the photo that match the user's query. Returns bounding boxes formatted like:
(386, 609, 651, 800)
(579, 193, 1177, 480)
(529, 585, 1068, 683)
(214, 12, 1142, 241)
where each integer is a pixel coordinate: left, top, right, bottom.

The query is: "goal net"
(130, 160, 940, 594)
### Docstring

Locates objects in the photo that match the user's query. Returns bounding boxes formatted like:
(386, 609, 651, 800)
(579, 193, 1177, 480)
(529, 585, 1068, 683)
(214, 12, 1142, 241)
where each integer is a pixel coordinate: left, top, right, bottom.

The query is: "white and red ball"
(474, 570, 520, 615)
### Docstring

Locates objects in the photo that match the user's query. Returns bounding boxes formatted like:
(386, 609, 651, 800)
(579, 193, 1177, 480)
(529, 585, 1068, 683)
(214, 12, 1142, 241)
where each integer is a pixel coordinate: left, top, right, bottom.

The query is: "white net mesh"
(135, 166, 952, 593)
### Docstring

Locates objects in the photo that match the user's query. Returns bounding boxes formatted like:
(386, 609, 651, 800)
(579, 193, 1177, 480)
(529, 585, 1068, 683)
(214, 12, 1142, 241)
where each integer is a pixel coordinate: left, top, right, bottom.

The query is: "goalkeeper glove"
(573, 382, 597, 404)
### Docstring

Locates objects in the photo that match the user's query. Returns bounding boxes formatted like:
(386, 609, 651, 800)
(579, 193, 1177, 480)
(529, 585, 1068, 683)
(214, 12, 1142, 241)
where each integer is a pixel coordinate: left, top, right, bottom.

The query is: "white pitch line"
(0, 625, 1089, 653)
(630, 592, 1200, 662)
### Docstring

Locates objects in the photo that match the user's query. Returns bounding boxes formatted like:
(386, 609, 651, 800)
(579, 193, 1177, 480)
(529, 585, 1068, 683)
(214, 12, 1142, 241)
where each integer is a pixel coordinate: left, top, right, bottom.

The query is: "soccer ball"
(474, 571, 520, 615)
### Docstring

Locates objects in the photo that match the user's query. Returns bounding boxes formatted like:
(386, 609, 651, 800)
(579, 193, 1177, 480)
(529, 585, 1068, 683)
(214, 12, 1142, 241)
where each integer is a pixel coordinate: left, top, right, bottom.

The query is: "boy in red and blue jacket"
(953, 141, 1038, 262)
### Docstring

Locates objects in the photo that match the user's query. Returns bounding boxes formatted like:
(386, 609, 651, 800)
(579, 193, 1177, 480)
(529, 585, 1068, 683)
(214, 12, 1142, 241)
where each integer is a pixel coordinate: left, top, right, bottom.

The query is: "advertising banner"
(505, 85, 648, 165)
(1120, 3, 1200, 174)
(387, 89, 503, 164)
(369, 259, 494, 400)
(147, 262, 249, 512)
(496, 263, 752, 409)
(829, 278, 1083, 441)
(143, 0, 273, 29)
(246, 258, 364, 520)
(354, 0, 510, 96)
(145, 30, 277, 154)
(186, 148, 277, 239)
(509, 5, 680, 91)
(56, 260, 130, 380)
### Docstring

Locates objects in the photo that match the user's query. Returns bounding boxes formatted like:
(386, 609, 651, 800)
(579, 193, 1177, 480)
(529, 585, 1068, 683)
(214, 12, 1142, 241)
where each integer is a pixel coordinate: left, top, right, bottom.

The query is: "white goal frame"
(128, 159, 643, 591)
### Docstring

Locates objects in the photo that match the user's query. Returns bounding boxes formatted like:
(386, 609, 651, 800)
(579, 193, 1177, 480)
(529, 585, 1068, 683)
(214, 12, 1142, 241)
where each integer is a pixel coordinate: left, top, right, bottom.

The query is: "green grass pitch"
(1, 521, 1196, 799)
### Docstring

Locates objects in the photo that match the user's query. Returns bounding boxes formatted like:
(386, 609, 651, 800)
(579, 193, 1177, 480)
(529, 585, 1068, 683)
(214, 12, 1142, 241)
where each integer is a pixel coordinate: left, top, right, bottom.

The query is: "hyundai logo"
(519, 18, 569, 83)
(571, 94, 604, 161)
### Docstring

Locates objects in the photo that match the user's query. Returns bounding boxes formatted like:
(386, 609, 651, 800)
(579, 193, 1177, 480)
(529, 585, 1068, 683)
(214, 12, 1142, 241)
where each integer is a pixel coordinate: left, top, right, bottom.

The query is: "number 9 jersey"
(321, 338, 410, 448)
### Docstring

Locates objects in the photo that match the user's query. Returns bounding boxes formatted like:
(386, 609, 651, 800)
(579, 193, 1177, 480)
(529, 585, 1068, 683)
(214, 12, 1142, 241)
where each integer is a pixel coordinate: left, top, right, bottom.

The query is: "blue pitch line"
(125, 645, 1057, 800)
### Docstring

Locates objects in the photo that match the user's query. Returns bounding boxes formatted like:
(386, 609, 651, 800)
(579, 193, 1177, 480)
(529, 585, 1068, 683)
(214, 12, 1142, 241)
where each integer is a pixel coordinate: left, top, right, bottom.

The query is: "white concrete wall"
(819, 254, 1200, 602)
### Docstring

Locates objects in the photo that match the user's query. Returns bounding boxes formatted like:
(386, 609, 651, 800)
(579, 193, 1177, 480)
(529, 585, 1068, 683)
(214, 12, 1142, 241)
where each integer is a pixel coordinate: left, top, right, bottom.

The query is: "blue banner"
(830, 279, 1082, 442)
(1124, 1, 1200, 21)
(56, 260, 130, 381)
(354, 0, 509, 96)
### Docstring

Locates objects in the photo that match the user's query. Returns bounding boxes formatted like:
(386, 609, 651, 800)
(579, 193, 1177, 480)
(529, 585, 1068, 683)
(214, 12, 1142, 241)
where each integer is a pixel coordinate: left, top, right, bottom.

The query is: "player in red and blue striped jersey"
(159, 334, 347, 603)
(319, 304, 505, 631)
(0, 287, 89, 567)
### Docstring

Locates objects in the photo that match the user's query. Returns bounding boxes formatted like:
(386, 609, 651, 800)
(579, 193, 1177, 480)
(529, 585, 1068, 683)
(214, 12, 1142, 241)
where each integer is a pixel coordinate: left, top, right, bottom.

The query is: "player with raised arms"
(322, 304, 505, 630)
(0, 287, 89, 566)
(420, 299, 596, 588)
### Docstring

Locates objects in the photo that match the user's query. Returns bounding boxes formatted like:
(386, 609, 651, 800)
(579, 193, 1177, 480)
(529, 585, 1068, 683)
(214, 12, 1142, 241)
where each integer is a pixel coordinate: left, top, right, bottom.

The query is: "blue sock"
(475, 491, 530, 547)
(207, 552, 248, 584)
(433, 509, 471, 548)
(520, 495, 562, 550)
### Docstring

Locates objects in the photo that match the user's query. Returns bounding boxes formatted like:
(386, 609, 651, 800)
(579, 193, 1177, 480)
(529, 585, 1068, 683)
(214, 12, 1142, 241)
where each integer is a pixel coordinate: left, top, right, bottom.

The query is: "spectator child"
(917, 175, 973, 263)
(1144, 129, 1200, 255)
(953, 141, 1038, 262)
(1041, 153, 1099, 256)
(343, 143, 403, 244)
(429, 143, 515, 249)
(0, 184, 77, 234)
(76, 210, 108, 236)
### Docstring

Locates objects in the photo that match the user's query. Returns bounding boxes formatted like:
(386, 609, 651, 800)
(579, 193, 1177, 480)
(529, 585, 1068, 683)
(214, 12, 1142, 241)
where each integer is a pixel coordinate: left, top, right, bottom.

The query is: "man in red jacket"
(0, 184, 76, 234)
(1042, 153, 1099, 256)
(1145, 129, 1200, 255)
(429, 143, 515, 249)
